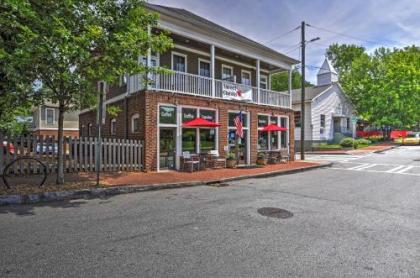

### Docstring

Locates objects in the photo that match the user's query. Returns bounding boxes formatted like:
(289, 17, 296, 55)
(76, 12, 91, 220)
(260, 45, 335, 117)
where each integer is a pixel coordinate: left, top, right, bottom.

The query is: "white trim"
(157, 103, 178, 172)
(221, 64, 234, 81)
(198, 58, 211, 77)
(171, 51, 187, 72)
(131, 113, 140, 133)
(241, 69, 252, 86)
(260, 74, 268, 89)
(173, 44, 270, 73)
(45, 108, 55, 125)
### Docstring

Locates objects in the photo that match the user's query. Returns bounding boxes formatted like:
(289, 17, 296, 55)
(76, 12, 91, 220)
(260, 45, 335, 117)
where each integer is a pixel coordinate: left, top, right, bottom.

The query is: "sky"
(149, 0, 420, 84)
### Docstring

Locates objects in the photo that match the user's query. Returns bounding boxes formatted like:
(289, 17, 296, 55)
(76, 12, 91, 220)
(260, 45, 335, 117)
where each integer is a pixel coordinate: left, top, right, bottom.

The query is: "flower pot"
(256, 158, 267, 165)
(226, 159, 236, 168)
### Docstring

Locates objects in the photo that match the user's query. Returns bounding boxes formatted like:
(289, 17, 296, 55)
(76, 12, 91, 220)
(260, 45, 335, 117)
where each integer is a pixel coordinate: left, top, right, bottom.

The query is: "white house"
(292, 58, 356, 150)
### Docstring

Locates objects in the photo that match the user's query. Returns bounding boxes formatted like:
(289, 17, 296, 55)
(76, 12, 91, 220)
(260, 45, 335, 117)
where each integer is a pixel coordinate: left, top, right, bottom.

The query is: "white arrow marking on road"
(395, 166, 414, 174)
(386, 165, 407, 173)
(348, 163, 370, 170)
(355, 164, 377, 170)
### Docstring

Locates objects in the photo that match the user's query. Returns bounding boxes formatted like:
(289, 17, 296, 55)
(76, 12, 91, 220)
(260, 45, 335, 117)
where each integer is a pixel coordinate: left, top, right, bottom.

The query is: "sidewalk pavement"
(0, 161, 330, 206)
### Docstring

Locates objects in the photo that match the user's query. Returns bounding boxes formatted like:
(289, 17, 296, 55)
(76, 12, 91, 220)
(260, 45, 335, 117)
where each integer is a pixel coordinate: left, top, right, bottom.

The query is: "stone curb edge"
(0, 162, 332, 206)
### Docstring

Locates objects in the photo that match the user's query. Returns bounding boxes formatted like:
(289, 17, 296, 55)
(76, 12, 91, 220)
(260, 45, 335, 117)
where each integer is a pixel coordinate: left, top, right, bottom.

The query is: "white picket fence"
(0, 134, 144, 175)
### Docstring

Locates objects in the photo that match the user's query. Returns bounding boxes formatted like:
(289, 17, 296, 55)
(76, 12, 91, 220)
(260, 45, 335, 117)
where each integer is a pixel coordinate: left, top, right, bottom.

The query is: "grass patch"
(314, 143, 342, 150)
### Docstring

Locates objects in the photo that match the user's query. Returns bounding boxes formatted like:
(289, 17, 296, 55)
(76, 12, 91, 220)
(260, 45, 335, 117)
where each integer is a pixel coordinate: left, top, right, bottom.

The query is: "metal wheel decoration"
(2, 157, 48, 189)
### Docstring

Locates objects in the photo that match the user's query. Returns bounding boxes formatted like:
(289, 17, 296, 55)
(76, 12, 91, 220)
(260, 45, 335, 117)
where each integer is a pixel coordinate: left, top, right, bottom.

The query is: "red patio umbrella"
(182, 117, 221, 128)
(261, 124, 288, 132)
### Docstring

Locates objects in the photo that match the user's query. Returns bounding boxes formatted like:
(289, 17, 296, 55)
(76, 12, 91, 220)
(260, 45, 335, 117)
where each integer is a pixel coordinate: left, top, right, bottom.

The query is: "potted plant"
(256, 152, 267, 165)
(226, 152, 237, 168)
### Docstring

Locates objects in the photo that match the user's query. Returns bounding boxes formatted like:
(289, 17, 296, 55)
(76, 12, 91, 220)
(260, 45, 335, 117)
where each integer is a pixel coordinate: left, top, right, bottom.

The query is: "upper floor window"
(260, 75, 268, 89)
(241, 70, 251, 86)
(46, 108, 55, 125)
(199, 59, 210, 77)
(110, 119, 117, 135)
(222, 65, 233, 82)
(172, 52, 187, 72)
(131, 114, 140, 133)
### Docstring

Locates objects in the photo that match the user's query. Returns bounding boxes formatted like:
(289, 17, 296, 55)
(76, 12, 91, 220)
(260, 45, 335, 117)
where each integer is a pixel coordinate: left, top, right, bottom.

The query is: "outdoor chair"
(268, 151, 280, 164)
(181, 151, 200, 172)
(279, 149, 290, 163)
(207, 150, 226, 168)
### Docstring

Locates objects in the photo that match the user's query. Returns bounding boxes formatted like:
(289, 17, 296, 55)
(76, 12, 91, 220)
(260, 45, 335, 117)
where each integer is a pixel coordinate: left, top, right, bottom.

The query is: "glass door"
(159, 128, 176, 170)
(228, 130, 248, 164)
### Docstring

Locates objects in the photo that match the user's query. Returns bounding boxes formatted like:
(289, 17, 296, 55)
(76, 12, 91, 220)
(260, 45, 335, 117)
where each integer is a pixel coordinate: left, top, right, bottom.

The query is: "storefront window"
(258, 115, 268, 127)
(271, 132, 279, 150)
(182, 128, 196, 153)
(200, 110, 216, 122)
(200, 129, 216, 152)
(182, 108, 197, 123)
(159, 106, 176, 124)
(270, 116, 278, 125)
(228, 112, 248, 127)
(258, 131, 268, 150)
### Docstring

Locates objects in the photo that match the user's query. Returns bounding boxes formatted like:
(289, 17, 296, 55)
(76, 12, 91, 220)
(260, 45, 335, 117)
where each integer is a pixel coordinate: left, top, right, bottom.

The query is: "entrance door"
(228, 130, 248, 164)
(333, 117, 341, 133)
(159, 128, 176, 170)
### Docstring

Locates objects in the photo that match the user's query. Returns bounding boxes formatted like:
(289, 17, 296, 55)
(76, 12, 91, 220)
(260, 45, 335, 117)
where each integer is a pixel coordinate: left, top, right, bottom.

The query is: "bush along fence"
(0, 134, 144, 175)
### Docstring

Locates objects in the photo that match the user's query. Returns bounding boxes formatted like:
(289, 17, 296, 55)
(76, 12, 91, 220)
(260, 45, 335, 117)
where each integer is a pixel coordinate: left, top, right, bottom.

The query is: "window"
(241, 70, 251, 86)
(270, 116, 278, 125)
(172, 53, 186, 72)
(320, 114, 326, 128)
(88, 123, 93, 137)
(222, 65, 233, 82)
(182, 108, 197, 123)
(200, 129, 216, 152)
(200, 110, 216, 122)
(110, 119, 117, 135)
(258, 131, 268, 150)
(346, 118, 351, 130)
(258, 115, 269, 128)
(182, 128, 196, 153)
(228, 112, 248, 127)
(199, 59, 211, 77)
(131, 114, 140, 133)
(280, 117, 288, 148)
(294, 111, 301, 127)
(81, 125, 85, 136)
(159, 106, 176, 125)
(46, 108, 55, 125)
(260, 75, 268, 89)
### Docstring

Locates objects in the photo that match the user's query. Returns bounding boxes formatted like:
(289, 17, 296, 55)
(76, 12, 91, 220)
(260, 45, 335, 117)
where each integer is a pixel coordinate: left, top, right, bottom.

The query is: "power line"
(265, 25, 300, 44)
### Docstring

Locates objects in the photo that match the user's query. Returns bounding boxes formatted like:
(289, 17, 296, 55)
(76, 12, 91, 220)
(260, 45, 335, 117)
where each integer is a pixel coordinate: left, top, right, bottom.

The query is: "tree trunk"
(56, 102, 65, 185)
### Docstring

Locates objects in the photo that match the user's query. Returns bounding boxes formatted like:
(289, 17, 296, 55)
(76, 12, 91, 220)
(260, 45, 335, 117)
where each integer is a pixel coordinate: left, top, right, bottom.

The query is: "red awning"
(182, 117, 221, 128)
(261, 124, 288, 132)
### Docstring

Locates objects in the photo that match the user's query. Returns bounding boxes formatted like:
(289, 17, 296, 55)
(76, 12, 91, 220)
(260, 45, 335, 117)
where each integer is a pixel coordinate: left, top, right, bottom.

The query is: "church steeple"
(317, 57, 338, 86)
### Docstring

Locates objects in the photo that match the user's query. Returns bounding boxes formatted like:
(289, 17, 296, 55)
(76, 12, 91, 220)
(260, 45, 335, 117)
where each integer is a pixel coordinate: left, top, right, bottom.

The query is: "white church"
(291, 58, 356, 150)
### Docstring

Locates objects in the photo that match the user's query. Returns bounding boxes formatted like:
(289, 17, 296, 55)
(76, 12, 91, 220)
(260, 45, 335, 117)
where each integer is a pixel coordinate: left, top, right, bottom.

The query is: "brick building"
(79, 3, 298, 171)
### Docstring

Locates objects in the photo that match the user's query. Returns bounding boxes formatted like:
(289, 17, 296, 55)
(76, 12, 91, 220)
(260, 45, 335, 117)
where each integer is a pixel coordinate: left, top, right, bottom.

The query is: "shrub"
(356, 138, 371, 145)
(257, 152, 267, 159)
(340, 137, 355, 148)
(226, 152, 236, 160)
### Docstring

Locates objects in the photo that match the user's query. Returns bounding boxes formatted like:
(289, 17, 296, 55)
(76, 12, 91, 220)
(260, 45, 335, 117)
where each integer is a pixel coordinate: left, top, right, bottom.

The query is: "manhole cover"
(257, 207, 293, 219)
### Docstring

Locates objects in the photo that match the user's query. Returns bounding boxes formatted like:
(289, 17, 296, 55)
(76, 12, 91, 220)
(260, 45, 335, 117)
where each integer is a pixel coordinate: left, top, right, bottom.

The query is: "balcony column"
(210, 44, 215, 98)
(146, 25, 152, 90)
(256, 59, 260, 104)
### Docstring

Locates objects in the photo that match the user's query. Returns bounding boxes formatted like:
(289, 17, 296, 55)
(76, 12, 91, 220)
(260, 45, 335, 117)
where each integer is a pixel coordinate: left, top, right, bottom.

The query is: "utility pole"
(300, 21, 306, 160)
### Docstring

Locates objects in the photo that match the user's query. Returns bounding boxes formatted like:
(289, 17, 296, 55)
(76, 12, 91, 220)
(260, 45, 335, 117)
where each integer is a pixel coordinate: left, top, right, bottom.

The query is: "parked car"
(2, 141, 15, 155)
(394, 132, 420, 145)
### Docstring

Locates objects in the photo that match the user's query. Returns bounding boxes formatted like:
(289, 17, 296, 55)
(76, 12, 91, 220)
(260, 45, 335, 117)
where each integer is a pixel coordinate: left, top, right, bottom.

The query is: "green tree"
(271, 70, 312, 92)
(1, 0, 172, 184)
(341, 46, 420, 136)
(326, 43, 366, 78)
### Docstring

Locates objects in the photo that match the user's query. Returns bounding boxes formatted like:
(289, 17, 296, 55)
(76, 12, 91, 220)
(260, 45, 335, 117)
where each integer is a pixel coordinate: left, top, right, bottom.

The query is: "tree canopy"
(271, 70, 313, 92)
(328, 44, 420, 130)
(1, 0, 172, 183)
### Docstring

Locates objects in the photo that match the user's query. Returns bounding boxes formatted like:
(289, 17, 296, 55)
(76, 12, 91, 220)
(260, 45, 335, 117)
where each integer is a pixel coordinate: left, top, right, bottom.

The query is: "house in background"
(79, 3, 298, 172)
(292, 58, 356, 151)
(31, 103, 79, 137)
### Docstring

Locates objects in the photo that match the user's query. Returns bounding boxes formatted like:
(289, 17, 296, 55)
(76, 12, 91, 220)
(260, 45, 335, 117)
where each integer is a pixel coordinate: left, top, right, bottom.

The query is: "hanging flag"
(234, 111, 244, 138)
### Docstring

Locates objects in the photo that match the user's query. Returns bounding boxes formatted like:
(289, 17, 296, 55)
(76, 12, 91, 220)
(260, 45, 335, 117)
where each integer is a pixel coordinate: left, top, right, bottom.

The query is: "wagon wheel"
(2, 157, 48, 189)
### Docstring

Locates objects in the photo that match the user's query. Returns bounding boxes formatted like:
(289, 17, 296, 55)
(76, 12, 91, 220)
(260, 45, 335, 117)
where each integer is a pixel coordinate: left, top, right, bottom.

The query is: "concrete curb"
(0, 162, 332, 206)
(372, 145, 397, 153)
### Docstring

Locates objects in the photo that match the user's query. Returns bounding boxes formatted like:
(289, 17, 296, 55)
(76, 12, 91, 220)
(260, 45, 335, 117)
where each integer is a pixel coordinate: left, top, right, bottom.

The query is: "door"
(159, 128, 176, 170)
(333, 117, 341, 133)
(228, 130, 248, 164)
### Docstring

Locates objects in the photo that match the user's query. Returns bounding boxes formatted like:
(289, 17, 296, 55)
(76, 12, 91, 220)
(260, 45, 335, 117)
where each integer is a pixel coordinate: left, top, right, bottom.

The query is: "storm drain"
(257, 207, 293, 219)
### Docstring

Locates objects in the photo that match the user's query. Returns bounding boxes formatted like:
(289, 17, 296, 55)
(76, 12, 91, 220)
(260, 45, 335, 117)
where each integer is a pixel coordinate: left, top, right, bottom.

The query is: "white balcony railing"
(128, 71, 291, 109)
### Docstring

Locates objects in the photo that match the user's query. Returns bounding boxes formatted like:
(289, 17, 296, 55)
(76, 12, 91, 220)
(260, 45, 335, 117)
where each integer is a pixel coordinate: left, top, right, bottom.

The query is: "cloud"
(149, 0, 420, 83)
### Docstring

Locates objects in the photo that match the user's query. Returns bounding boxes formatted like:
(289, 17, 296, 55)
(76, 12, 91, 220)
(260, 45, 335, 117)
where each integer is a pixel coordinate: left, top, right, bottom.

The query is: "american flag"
(234, 111, 244, 138)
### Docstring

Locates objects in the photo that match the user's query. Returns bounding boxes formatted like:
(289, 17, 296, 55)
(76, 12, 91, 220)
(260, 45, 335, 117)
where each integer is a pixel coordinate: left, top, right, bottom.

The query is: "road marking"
(348, 163, 370, 170)
(395, 166, 414, 174)
(356, 164, 377, 170)
(386, 165, 407, 173)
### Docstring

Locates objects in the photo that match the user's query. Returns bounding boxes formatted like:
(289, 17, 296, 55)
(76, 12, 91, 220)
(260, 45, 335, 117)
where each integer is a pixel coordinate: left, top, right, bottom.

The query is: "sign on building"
(222, 83, 252, 102)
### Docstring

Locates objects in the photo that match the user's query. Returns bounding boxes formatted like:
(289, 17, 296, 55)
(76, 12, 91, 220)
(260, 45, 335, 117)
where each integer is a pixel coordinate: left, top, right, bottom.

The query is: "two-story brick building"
(79, 3, 299, 171)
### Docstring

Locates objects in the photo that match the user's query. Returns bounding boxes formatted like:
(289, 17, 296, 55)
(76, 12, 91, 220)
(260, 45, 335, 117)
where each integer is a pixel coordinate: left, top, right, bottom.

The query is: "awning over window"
(182, 117, 221, 128)
(261, 124, 287, 132)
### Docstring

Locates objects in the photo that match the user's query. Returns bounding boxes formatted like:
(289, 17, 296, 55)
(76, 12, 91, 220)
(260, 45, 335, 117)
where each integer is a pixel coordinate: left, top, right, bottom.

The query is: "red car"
(2, 141, 15, 155)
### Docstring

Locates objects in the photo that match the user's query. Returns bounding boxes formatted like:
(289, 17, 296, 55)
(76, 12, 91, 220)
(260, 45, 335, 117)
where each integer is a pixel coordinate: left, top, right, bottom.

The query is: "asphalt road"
(1, 146, 420, 277)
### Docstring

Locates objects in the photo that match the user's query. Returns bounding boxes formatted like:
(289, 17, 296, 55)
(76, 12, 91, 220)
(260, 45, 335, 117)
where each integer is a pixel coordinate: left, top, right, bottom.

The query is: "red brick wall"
(80, 91, 295, 172)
